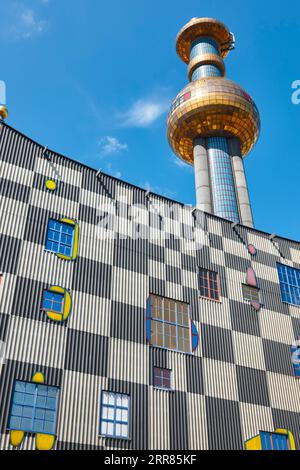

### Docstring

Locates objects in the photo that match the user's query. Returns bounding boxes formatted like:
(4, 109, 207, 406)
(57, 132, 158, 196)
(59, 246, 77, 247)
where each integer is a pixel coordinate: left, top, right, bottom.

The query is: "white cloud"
(99, 136, 128, 156)
(7, 3, 48, 40)
(118, 97, 170, 128)
(169, 155, 193, 171)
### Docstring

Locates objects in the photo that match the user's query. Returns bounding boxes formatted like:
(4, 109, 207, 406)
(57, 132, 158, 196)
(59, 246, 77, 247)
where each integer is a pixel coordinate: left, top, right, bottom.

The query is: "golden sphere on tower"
(167, 77, 260, 165)
(0, 105, 8, 120)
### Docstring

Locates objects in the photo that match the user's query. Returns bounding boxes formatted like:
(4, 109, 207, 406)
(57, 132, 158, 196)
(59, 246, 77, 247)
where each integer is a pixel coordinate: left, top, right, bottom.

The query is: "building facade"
(1, 17, 300, 451)
(1, 122, 300, 450)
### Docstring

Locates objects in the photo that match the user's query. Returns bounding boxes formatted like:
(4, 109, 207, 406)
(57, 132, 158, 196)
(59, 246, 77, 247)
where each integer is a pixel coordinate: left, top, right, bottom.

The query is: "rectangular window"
(45, 220, 75, 257)
(100, 392, 129, 439)
(291, 344, 300, 378)
(242, 284, 260, 303)
(9, 381, 59, 435)
(199, 268, 220, 301)
(150, 294, 191, 353)
(153, 367, 172, 390)
(260, 432, 290, 450)
(277, 263, 300, 307)
(41, 290, 64, 314)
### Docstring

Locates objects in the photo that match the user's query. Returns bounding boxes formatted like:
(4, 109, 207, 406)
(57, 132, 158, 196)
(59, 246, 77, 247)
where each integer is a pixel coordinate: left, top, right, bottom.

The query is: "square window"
(42, 290, 64, 314)
(242, 284, 260, 303)
(153, 367, 172, 390)
(8, 381, 59, 435)
(149, 295, 191, 353)
(45, 219, 75, 258)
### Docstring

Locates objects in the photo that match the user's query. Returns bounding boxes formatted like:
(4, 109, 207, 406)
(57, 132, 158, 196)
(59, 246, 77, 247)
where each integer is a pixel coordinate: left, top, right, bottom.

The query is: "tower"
(167, 18, 260, 227)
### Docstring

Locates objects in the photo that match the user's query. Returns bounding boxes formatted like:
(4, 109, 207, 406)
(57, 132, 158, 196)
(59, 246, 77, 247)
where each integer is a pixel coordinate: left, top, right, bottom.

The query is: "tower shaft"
(193, 137, 254, 227)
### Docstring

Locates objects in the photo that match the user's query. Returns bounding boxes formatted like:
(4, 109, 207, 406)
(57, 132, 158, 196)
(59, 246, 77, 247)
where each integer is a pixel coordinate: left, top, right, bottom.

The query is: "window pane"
(153, 367, 171, 389)
(101, 421, 107, 435)
(121, 425, 128, 438)
(100, 392, 129, 438)
(199, 269, 219, 300)
(121, 395, 129, 408)
(242, 284, 260, 302)
(107, 422, 114, 436)
(115, 423, 121, 437)
(9, 381, 59, 434)
(122, 409, 128, 422)
(46, 219, 75, 257)
(277, 264, 300, 306)
(150, 295, 191, 353)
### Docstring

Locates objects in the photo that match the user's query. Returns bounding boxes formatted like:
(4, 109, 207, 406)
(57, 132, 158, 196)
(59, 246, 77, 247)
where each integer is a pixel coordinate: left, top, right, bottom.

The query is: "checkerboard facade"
(1, 122, 300, 450)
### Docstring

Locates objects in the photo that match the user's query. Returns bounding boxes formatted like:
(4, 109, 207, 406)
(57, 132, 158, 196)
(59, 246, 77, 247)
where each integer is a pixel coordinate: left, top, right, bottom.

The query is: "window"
(42, 290, 64, 315)
(199, 268, 220, 301)
(45, 219, 75, 258)
(291, 341, 300, 378)
(242, 284, 260, 303)
(153, 367, 172, 390)
(277, 263, 300, 307)
(150, 295, 191, 353)
(190, 37, 220, 59)
(100, 392, 129, 439)
(9, 381, 59, 435)
(260, 432, 290, 450)
(191, 64, 222, 80)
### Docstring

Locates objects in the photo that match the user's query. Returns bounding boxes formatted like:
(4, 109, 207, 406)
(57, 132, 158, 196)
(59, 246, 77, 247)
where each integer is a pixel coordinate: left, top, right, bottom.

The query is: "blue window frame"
(260, 432, 290, 450)
(45, 219, 75, 257)
(277, 263, 300, 307)
(291, 343, 300, 378)
(41, 290, 64, 314)
(100, 391, 129, 439)
(9, 381, 59, 435)
(149, 294, 191, 353)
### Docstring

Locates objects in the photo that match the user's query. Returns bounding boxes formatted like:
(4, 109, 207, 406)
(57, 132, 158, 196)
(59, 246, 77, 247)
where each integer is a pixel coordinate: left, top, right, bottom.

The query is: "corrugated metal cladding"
(0, 122, 300, 450)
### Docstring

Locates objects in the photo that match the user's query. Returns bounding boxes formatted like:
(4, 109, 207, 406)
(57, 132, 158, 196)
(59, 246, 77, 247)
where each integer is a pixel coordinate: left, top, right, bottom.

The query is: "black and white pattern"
(1, 122, 300, 450)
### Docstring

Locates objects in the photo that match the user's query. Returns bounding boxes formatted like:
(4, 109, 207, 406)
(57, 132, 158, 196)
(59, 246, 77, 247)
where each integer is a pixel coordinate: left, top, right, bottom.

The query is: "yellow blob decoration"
(45, 179, 57, 191)
(32, 372, 45, 384)
(9, 371, 56, 450)
(10, 430, 24, 447)
(36, 433, 56, 451)
(46, 286, 72, 322)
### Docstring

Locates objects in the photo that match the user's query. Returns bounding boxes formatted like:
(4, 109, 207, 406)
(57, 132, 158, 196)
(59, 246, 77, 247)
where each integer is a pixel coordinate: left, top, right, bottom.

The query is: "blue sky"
(1, 0, 300, 240)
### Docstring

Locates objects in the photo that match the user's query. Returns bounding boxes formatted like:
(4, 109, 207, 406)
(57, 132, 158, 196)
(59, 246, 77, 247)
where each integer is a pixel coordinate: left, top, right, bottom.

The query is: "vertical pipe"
(193, 138, 212, 213)
(229, 138, 254, 228)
